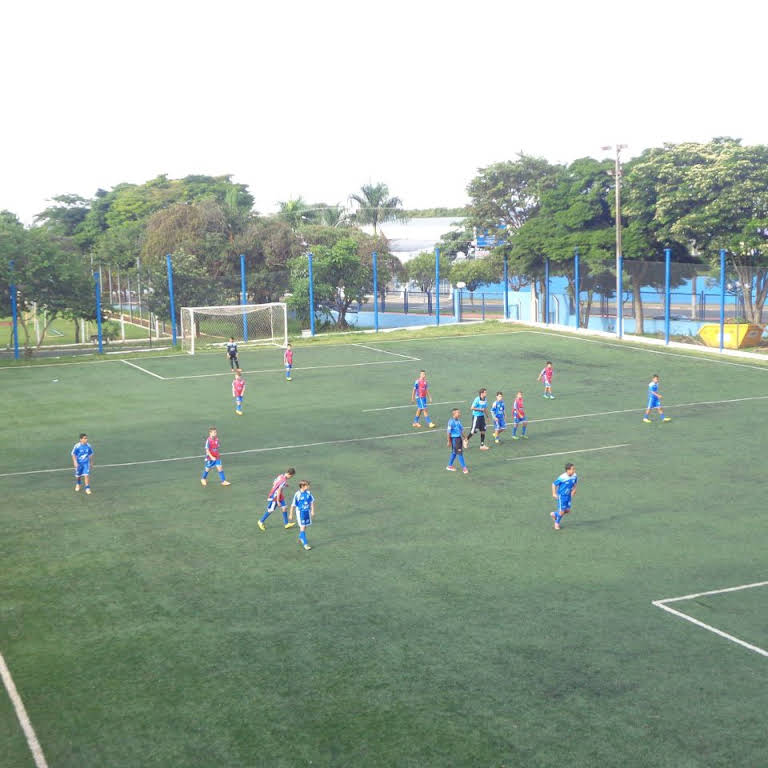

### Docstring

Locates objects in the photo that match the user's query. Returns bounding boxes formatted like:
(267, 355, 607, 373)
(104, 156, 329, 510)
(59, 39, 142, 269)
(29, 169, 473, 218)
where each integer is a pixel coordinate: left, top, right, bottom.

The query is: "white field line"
(2, 392, 767, 480)
(652, 581, 768, 658)
(363, 400, 464, 412)
(0, 430, 443, 478)
(167, 358, 418, 380)
(120, 359, 166, 380)
(505, 444, 630, 462)
(351, 343, 420, 360)
(0, 651, 49, 768)
(524, 330, 768, 372)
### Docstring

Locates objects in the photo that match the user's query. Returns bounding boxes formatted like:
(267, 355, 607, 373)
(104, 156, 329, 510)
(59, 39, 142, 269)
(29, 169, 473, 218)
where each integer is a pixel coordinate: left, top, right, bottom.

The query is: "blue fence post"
(94, 270, 104, 354)
(9, 261, 19, 360)
(372, 251, 379, 333)
(719, 248, 726, 352)
(574, 248, 580, 328)
(503, 254, 509, 320)
(435, 247, 440, 326)
(308, 251, 315, 337)
(165, 254, 177, 346)
(544, 258, 550, 324)
(664, 248, 671, 344)
(618, 256, 623, 338)
(240, 253, 248, 341)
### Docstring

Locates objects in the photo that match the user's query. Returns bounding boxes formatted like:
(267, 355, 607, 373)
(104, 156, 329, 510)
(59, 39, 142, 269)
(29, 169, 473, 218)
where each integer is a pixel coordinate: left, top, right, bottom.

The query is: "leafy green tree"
(626, 138, 768, 323)
(349, 183, 407, 234)
(406, 251, 438, 292)
(449, 259, 498, 304)
(277, 198, 311, 231)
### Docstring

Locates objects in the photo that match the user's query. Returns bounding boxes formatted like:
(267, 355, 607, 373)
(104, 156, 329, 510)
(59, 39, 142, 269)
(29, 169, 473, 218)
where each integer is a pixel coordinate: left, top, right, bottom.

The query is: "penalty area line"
(0, 651, 49, 768)
(351, 343, 420, 361)
(505, 443, 630, 462)
(168, 359, 416, 380)
(120, 359, 166, 380)
(652, 581, 768, 657)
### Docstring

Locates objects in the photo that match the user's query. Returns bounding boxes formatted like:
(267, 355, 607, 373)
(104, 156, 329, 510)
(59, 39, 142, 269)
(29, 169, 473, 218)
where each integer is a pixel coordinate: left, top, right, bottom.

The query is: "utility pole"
(602, 144, 627, 337)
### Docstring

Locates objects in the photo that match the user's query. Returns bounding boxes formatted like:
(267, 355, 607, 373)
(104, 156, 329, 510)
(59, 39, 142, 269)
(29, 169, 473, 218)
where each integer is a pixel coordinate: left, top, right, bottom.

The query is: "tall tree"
(349, 183, 407, 235)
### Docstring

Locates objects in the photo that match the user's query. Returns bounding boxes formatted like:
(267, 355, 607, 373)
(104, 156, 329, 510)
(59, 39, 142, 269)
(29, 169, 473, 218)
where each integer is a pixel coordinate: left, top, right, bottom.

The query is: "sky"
(3, 0, 766, 224)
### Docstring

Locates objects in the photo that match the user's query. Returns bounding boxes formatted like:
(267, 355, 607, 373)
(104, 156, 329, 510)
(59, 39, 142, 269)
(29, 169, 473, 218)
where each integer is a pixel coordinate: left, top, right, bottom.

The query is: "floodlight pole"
(603, 144, 627, 338)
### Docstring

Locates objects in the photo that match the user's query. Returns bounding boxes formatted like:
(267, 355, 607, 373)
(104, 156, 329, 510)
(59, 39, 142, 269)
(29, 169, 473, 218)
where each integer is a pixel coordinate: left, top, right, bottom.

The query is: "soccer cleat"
(511, 435, 519, 440)
(428, 422, 436, 428)
(284, 522, 296, 529)
(643, 417, 652, 423)
(85, 488, 92, 495)
(462, 467, 469, 474)
(521, 434, 529, 439)
(554, 522, 561, 530)
(494, 438, 500, 444)
(286, 377, 292, 381)
(257, 520, 266, 532)
(221, 480, 231, 486)
(479, 445, 489, 450)
(445, 466, 457, 471)
(412, 422, 422, 428)
(662, 417, 671, 422)
(303, 544, 312, 550)
(236, 410, 243, 416)
(200, 478, 208, 486)
(549, 395, 555, 399)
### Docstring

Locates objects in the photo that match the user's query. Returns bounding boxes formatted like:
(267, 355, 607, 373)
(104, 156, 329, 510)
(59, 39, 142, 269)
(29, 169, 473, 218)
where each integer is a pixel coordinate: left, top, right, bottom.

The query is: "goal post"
(180, 303, 288, 354)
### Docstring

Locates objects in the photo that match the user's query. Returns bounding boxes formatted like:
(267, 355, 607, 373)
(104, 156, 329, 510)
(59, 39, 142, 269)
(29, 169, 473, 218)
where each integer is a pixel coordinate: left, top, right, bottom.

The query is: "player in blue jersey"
(511, 391, 528, 439)
(643, 374, 671, 423)
(71, 433, 94, 494)
(491, 391, 506, 444)
(289, 480, 315, 550)
(466, 388, 489, 450)
(446, 408, 469, 473)
(226, 338, 239, 370)
(551, 462, 577, 531)
(411, 370, 436, 428)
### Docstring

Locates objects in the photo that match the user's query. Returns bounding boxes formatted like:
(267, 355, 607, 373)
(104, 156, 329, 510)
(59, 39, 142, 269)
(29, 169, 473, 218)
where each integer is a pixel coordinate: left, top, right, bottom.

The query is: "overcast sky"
(3, 0, 765, 223)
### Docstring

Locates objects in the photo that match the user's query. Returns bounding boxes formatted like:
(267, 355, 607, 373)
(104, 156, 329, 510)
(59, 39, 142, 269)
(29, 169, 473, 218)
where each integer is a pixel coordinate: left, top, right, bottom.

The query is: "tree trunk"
(632, 279, 645, 335)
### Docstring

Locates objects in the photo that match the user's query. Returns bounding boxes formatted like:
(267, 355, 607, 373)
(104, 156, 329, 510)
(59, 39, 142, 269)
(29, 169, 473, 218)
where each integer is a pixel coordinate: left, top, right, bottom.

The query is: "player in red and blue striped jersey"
(284, 344, 293, 381)
(257, 468, 296, 531)
(411, 370, 436, 428)
(232, 371, 246, 415)
(201, 427, 231, 487)
(537, 361, 554, 399)
(511, 391, 528, 439)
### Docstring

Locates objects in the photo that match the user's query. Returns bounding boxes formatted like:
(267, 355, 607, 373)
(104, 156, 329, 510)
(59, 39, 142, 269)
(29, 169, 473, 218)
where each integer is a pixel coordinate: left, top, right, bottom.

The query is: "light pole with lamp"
(602, 144, 628, 338)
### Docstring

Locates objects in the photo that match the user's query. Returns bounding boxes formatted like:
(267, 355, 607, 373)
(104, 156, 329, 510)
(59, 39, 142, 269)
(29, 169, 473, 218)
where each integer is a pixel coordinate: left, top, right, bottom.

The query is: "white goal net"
(180, 303, 288, 354)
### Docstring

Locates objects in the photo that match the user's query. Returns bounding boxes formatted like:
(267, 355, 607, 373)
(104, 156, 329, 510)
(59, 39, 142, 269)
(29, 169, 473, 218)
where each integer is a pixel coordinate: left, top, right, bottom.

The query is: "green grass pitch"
(1, 325, 767, 767)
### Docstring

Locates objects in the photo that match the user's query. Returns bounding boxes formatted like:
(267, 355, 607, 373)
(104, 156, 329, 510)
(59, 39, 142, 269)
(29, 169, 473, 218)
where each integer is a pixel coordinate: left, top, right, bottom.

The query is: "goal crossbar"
(180, 303, 287, 354)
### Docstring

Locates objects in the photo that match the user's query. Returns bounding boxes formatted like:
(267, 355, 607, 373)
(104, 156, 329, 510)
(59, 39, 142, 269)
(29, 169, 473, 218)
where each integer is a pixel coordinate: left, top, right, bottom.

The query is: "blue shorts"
(647, 395, 661, 409)
(75, 461, 91, 477)
(297, 508, 312, 527)
(558, 496, 572, 513)
(204, 458, 222, 471)
(415, 396, 428, 409)
(267, 496, 286, 512)
(494, 416, 506, 429)
(513, 415, 526, 424)
(234, 396, 243, 405)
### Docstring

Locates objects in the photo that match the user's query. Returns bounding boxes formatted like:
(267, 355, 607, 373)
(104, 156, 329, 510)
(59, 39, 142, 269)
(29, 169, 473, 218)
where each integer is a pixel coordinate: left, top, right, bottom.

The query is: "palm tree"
(349, 183, 407, 235)
(277, 198, 310, 231)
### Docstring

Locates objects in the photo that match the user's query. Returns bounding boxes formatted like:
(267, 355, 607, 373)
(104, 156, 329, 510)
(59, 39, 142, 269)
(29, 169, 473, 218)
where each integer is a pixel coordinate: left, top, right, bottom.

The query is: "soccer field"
(1, 325, 767, 768)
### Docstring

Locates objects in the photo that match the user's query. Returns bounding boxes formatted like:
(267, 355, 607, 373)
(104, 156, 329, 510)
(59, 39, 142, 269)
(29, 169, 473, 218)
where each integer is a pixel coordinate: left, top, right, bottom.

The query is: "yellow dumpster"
(698, 323, 765, 349)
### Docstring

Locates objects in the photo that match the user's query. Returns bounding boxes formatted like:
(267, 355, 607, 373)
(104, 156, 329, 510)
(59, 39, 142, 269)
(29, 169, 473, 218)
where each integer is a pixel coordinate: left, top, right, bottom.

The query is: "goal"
(180, 303, 288, 354)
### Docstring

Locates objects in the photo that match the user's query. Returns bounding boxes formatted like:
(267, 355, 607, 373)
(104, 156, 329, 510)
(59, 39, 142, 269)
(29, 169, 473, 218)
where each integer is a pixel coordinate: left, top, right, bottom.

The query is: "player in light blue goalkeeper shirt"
(466, 388, 489, 450)
(551, 462, 577, 531)
(445, 408, 469, 473)
(289, 480, 315, 550)
(643, 374, 671, 423)
(71, 433, 94, 494)
(491, 391, 506, 444)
